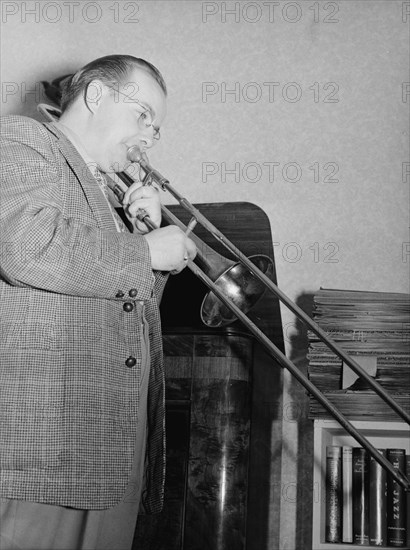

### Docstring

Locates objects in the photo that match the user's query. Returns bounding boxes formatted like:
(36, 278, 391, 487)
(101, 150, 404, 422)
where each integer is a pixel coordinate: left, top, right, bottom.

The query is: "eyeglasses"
(107, 85, 161, 141)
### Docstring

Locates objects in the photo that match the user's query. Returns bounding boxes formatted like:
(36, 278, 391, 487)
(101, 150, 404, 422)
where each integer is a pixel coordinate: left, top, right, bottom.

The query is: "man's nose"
(137, 128, 155, 150)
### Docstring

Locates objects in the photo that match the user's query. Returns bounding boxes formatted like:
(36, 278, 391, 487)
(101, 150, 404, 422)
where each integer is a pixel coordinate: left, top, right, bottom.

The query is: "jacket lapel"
(43, 122, 119, 231)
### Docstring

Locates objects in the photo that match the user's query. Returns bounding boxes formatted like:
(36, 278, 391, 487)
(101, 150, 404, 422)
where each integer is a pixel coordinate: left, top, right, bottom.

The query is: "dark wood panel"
(134, 333, 253, 550)
(133, 402, 190, 550)
(184, 375, 251, 549)
(159, 202, 284, 349)
(134, 203, 285, 550)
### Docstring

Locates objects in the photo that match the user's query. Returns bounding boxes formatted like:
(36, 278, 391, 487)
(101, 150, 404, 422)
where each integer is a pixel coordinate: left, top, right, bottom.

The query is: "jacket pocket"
(0, 349, 65, 470)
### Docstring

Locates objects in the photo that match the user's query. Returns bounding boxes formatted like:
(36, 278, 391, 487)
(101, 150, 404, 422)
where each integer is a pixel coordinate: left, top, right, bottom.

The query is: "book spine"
(342, 446, 353, 543)
(353, 447, 369, 545)
(325, 445, 342, 543)
(406, 455, 410, 548)
(369, 449, 387, 546)
(387, 448, 406, 547)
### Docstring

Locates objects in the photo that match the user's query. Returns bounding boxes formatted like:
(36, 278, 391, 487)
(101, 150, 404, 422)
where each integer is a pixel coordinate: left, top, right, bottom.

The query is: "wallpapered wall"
(1, 1, 409, 548)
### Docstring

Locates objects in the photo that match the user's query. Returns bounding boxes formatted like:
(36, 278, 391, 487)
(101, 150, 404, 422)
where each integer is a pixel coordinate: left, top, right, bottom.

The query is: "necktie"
(93, 168, 126, 233)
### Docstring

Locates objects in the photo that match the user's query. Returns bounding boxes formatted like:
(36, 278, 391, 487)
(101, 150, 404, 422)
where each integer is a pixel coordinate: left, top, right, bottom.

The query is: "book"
(325, 445, 342, 543)
(406, 455, 410, 548)
(387, 448, 407, 547)
(369, 448, 387, 546)
(342, 445, 353, 543)
(353, 447, 369, 545)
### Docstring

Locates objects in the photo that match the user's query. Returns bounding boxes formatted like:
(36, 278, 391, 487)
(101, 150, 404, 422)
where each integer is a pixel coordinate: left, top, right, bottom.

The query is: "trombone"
(38, 104, 410, 490)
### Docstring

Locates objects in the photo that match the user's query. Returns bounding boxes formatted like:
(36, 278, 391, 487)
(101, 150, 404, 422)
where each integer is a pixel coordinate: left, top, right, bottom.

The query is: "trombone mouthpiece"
(126, 145, 169, 189)
(127, 145, 143, 163)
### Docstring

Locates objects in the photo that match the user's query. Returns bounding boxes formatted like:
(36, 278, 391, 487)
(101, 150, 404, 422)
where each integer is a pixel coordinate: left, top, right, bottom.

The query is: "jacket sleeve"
(0, 117, 155, 301)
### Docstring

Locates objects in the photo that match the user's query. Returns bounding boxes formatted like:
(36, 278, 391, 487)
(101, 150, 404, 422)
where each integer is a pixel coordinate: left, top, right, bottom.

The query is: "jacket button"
(123, 302, 134, 312)
(129, 288, 138, 298)
(125, 356, 137, 368)
(116, 290, 125, 298)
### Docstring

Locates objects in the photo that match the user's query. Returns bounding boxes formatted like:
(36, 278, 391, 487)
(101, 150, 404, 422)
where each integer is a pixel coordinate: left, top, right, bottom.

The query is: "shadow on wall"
(7, 70, 74, 120)
(284, 292, 315, 550)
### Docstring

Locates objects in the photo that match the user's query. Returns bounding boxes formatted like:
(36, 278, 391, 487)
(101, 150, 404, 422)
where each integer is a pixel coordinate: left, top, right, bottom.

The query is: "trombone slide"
(122, 147, 410, 491)
(35, 104, 410, 490)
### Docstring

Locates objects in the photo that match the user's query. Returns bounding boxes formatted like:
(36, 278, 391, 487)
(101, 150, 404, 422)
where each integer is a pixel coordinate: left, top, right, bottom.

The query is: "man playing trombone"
(0, 54, 196, 549)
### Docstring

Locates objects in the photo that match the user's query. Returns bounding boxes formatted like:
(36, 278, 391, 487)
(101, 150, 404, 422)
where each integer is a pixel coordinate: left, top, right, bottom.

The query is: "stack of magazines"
(307, 289, 410, 420)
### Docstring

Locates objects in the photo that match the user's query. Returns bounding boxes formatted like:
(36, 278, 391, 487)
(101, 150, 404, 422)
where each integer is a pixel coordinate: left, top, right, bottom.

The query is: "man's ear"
(84, 79, 106, 113)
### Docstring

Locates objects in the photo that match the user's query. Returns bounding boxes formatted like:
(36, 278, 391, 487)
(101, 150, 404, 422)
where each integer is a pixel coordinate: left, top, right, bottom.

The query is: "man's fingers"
(122, 181, 143, 205)
(144, 226, 198, 272)
(123, 182, 158, 205)
(185, 237, 197, 261)
(127, 198, 158, 219)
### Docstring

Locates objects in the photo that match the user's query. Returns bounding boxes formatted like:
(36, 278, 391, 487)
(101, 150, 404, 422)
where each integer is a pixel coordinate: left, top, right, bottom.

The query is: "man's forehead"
(124, 67, 163, 94)
(122, 67, 166, 121)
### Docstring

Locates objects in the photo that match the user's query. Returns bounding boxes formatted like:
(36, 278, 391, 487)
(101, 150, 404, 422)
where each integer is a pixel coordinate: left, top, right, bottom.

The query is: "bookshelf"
(308, 289, 410, 549)
(312, 419, 410, 550)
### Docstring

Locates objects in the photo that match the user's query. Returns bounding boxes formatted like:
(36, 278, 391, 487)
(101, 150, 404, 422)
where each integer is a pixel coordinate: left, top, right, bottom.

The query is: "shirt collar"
(52, 121, 99, 175)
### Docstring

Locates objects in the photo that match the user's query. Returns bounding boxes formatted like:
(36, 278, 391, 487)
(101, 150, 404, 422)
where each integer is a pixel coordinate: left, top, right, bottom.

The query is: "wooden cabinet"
(166, 330, 253, 550)
(133, 330, 254, 549)
(133, 202, 285, 550)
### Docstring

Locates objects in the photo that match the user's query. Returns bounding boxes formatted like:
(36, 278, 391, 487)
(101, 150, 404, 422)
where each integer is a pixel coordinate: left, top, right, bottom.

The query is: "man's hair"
(60, 54, 167, 113)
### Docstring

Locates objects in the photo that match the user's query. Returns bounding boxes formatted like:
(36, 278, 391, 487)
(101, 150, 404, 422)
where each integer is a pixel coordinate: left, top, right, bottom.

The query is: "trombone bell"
(201, 254, 273, 327)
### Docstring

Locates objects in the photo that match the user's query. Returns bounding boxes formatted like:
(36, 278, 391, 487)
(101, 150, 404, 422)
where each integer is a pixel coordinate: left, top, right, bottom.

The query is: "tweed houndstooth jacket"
(0, 115, 167, 512)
